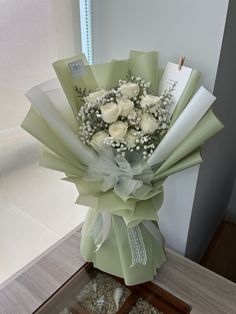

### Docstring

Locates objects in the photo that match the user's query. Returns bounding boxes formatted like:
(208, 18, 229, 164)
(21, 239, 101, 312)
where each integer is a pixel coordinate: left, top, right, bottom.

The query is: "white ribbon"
(95, 213, 112, 252)
(86, 153, 154, 199)
(87, 212, 164, 267)
(87, 212, 112, 252)
(87, 213, 103, 245)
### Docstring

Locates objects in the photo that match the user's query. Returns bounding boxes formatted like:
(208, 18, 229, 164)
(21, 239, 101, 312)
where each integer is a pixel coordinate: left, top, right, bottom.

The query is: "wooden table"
(0, 227, 236, 314)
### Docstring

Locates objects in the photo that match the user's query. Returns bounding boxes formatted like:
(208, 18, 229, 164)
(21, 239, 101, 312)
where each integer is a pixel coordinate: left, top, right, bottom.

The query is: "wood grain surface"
(0, 226, 236, 314)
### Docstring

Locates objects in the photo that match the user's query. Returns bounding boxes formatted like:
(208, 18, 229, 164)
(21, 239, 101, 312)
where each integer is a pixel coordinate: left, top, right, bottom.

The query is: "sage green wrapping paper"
(21, 51, 223, 285)
(128, 51, 159, 95)
(53, 54, 96, 115)
(81, 208, 166, 286)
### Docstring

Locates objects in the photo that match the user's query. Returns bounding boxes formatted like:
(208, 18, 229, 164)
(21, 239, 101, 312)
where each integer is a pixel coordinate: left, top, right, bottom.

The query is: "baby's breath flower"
(76, 72, 174, 159)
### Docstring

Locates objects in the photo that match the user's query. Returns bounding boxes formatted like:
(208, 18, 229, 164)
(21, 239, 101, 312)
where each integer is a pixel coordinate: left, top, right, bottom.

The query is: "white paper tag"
(159, 62, 192, 115)
(68, 59, 87, 79)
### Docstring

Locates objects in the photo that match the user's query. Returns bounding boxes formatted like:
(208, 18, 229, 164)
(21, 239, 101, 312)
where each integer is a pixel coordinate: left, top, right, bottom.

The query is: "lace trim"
(127, 225, 147, 267)
(87, 214, 148, 267)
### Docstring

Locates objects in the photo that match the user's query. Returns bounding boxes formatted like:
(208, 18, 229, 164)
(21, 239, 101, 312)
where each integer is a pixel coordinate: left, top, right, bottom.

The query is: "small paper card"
(68, 59, 87, 79)
(158, 62, 192, 115)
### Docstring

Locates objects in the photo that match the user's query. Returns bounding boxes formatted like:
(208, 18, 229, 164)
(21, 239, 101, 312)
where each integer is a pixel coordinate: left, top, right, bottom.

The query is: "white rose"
(126, 129, 138, 148)
(140, 95, 162, 108)
(109, 121, 128, 140)
(84, 89, 107, 103)
(90, 131, 108, 151)
(100, 102, 121, 123)
(141, 113, 159, 134)
(117, 98, 134, 117)
(120, 82, 140, 99)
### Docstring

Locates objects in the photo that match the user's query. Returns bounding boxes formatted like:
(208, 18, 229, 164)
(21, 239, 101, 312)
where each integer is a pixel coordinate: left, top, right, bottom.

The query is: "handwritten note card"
(158, 62, 192, 115)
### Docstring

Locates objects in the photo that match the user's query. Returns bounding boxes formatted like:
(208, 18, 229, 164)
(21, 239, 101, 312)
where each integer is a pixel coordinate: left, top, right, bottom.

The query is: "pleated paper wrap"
(22, 51, 223, 285)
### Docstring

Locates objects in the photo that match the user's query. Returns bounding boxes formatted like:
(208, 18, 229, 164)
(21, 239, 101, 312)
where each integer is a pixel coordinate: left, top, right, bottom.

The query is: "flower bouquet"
(22, 51, 223, 285)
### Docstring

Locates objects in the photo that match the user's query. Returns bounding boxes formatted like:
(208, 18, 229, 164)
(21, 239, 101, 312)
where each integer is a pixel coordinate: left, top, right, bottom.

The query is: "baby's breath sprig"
(100, 88, 119, 105)
(77, 103, 106, 144)
(76, 73, 176, 159)
(108, 138, 128, 157)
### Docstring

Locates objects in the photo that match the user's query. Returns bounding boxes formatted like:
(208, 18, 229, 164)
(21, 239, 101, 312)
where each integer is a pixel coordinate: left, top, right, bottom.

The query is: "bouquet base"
(80, 208, 166, 286)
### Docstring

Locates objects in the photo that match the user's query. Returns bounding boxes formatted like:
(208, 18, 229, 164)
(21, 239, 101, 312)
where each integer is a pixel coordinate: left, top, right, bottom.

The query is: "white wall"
(0, 0, 86, 287)
(186, 0, 236, 260)
(0, 0, 81, 130)
(93, 0, 228, 92)
(92, 0, 229, 254)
